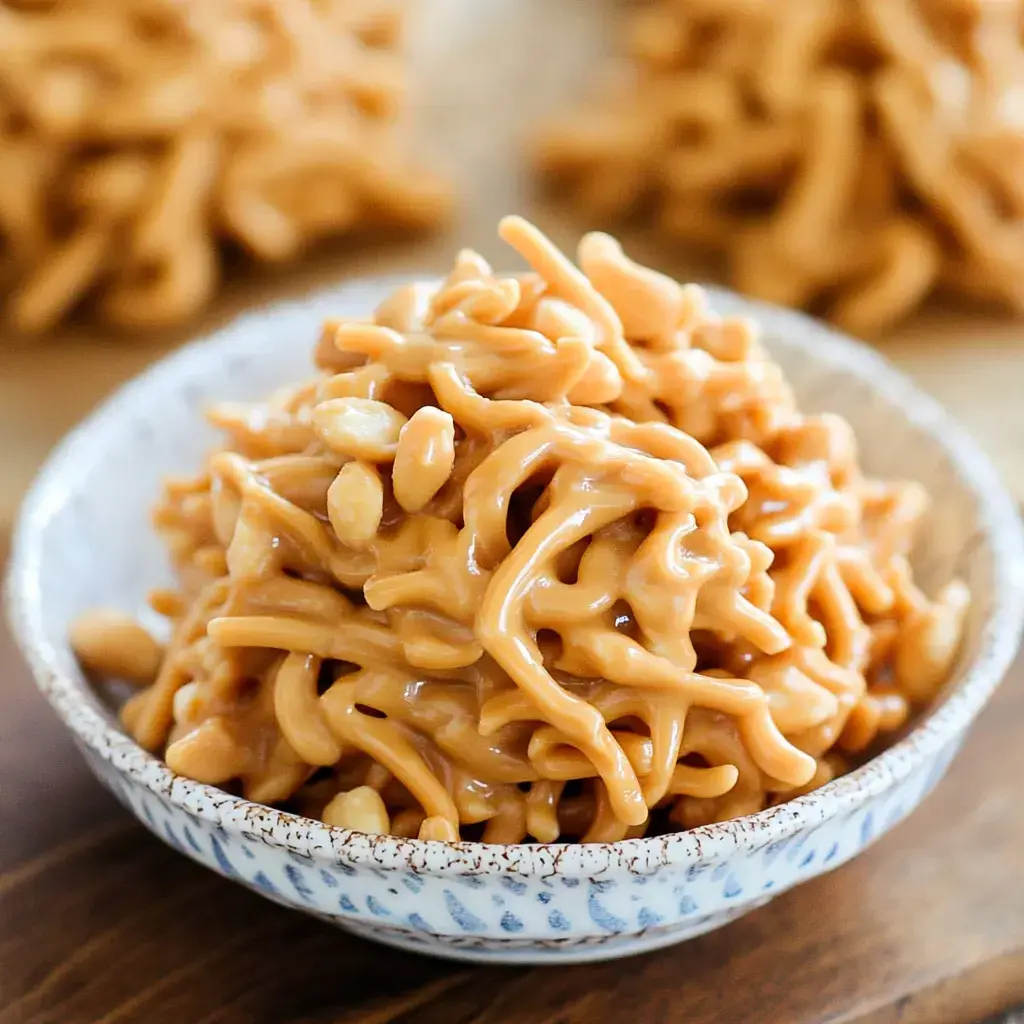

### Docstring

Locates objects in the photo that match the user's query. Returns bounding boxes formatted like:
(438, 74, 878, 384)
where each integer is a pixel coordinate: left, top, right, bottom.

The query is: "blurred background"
(0, 0, 1021, 530)
(2, 4, 1024, 1022)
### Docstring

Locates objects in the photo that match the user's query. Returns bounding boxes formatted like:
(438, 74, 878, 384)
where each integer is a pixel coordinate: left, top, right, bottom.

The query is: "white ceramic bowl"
(7, 282, 1024, 965)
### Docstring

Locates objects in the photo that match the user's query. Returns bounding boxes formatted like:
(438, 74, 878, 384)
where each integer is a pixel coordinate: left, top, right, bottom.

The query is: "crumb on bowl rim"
(6, 283, 1024, 877)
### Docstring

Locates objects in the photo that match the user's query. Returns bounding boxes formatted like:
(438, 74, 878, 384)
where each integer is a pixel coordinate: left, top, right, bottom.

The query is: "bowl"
(7, 280, 1024, 965)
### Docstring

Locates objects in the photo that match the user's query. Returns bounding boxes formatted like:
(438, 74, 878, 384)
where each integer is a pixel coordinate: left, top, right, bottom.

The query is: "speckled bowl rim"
(6, 282, 1024, 878)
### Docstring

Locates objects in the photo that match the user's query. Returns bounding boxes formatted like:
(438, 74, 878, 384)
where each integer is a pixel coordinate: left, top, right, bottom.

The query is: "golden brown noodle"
(0, 0, 448, 333)
(535, 0, 1024, 334)
(72, 216, 969, 843)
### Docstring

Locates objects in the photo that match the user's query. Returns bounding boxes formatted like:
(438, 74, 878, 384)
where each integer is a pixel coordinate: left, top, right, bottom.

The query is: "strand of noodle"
(812, 559, 871, 670)
(771, 533, 831, 647)
(737, 705, 816, 784)
(526, 780, 565, 843)
(481, 797, 529, 843)
(274, 653, 343, 766)
(350, 673, 538, 784)
(643, 704, 688, 805)
(207, 614, 402, 665)
(577, 232, 689, 348)
(608, 418, 719, 477)
(319, 675, 460, 824)
(428, 363, 551, 434)
(431, 277, 522, 325)
(498, 215, 647, 383)
(835, 548, 895, 615)
(127, 579, 229, 751)
(527, 727, 654, 780)
(478, 496, 649, 826)
(582, 783, 638, 843)
(667, 763, 740, 799)
(228, 576, 356, 623)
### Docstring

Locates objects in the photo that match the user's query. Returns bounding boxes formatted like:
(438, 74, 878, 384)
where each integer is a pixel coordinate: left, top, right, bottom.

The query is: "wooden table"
(3, 585, 1024, 1024)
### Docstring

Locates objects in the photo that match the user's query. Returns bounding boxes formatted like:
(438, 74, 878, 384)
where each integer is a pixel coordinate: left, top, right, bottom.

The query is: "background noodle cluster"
(0, 0, 449, 334)
(536, 0, 1024, 334)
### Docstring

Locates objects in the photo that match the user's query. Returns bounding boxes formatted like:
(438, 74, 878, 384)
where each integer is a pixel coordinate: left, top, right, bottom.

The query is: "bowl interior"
(9, 281, 1022, 834)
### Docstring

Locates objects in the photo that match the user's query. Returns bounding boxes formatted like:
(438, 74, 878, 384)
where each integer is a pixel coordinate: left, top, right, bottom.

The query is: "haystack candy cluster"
(72, 218, 969, 843)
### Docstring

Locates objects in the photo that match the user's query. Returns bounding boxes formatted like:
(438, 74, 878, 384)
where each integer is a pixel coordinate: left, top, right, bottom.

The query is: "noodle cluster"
(0, 0, 448, 334)
(71, 216, 970, 844)
(536, 0, 1024, 334)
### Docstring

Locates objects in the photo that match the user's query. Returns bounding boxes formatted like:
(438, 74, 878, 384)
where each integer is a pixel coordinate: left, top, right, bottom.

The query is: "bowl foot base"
(330, 898, 771, 965)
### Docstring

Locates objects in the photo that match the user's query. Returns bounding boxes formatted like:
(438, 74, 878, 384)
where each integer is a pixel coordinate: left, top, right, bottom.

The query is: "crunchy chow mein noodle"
(71, 216, 970, 843)
(535, 0, 1024, 334)
(0, 0, 448, 334)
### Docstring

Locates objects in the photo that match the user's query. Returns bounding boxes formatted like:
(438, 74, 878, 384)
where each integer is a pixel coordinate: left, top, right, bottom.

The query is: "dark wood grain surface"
(3, 575, 1024, 1024)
